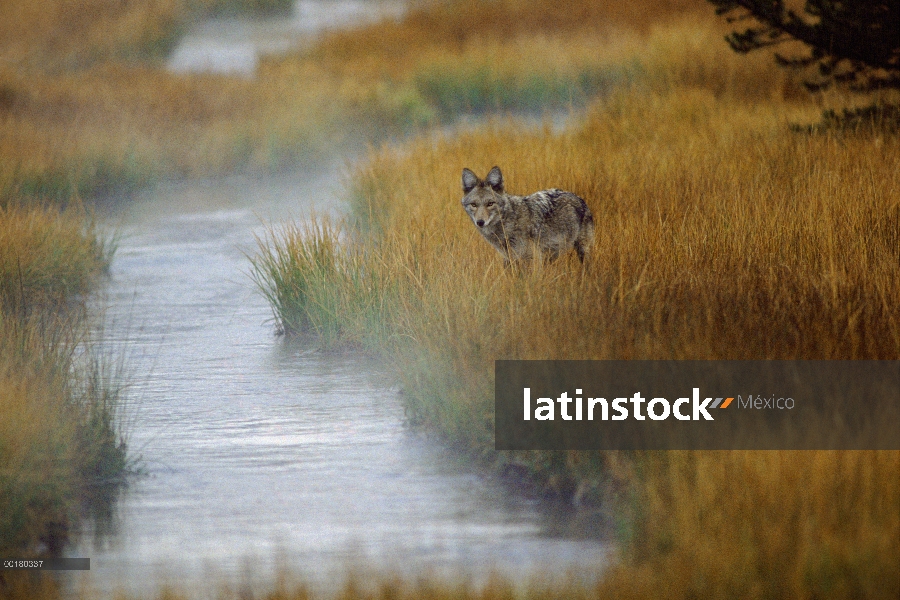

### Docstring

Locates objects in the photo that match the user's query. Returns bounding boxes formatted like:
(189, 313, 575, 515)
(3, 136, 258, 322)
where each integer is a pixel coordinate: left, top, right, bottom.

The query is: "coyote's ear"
(486, 166, 503, 192)
(462, 168, 479, 193)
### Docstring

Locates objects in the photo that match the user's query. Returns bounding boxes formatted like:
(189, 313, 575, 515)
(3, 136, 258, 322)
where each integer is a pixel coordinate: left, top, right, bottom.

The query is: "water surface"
(68, 2, 610, 596)
(168, 0, 405, 75)
(70, 168, 610, 597)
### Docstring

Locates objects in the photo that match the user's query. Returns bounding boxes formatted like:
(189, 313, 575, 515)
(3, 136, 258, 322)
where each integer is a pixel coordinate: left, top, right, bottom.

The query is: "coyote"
(461, 166, 594, 264)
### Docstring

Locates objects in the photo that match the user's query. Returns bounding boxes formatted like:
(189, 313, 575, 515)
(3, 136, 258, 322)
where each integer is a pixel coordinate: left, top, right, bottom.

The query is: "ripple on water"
(72, 120, 609, 600)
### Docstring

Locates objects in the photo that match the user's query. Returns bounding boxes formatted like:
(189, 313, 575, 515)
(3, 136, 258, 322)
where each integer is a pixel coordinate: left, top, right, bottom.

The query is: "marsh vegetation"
(2, 0, 898, 598)
(250, 2, 900, 598)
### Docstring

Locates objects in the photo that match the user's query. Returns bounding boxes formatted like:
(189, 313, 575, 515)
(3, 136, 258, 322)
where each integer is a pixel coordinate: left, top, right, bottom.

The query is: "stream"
(67, 2, 612, 597)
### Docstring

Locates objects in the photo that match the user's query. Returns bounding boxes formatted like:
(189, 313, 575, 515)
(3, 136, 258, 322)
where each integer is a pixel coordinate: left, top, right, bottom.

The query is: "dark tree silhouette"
(708, 1, 900, 92)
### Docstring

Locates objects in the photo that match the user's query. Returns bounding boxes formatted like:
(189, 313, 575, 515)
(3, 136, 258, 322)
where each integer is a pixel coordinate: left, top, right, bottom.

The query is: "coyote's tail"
(575, 212, 595, 263)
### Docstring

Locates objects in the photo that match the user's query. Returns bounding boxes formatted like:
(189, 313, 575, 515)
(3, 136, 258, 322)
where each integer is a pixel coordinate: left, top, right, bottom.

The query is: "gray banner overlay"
(495, 361, 900, 450)
(1, 558, 90, 570)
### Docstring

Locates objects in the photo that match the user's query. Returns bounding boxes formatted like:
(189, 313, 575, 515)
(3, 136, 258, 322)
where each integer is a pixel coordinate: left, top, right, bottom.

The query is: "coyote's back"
(460, 166, 594, 264)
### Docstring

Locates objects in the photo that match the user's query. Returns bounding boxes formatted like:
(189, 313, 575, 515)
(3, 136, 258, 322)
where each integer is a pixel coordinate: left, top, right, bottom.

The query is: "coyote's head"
(461, 166, 505, 230)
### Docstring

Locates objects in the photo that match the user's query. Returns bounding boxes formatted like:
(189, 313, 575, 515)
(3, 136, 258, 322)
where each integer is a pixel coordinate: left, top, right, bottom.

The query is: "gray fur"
(460, 166, 595, 264)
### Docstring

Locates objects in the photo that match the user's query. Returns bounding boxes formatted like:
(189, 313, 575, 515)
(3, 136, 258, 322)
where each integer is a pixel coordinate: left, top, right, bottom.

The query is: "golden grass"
(1, 0, 716, 201)
(0, 0, 187, 69)
(0, 318, 127, 561)
(0, 0, 339, 200)
(597, 450, 900, 599)
(0, 204, 126, 562)
(0, 0, 292, 69)
(7, 573, 607, 600)
(4, 0, 898, 596)
(0, 313, 84, 557)
(290, 89, 899, 358)
(0, 203, 110, 311)
(249, 10, 900, 595)
(310, 0, 706, 73)
(0, 60, 350, 198)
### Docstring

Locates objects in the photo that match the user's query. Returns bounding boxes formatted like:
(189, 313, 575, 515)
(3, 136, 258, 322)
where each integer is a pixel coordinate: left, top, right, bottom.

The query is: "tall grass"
(0, 0, 347, 201)
(11, 573, 611, 600)
(5, 0, 898, 596)
(597, 450, 899, 599)
(0, 203, 111, 311)
(0, 204, 127, 567)
(0, 59, 352, 200)
(0, 0, 296, 70)
(1, 0, 714, 202)
(250, 12, 900, 595)
(0, 313, 128, 555)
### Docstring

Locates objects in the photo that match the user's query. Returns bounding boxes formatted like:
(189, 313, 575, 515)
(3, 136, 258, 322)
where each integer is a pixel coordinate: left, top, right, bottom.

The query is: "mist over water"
(70, 164, 610, 596)
(167, 0, 406, 76)
(65, 3, 610, 597)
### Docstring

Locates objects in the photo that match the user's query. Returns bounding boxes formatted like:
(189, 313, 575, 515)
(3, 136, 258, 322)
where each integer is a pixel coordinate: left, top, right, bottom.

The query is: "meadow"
(251, 95, 900, 596)
(1, 0, 721, 202)
(249, 2, 900, 599)
(1, 0, 898, 597)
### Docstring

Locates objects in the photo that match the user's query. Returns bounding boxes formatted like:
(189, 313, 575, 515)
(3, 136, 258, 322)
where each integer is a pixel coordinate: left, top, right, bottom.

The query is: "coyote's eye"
(487, 201, 495, 207)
